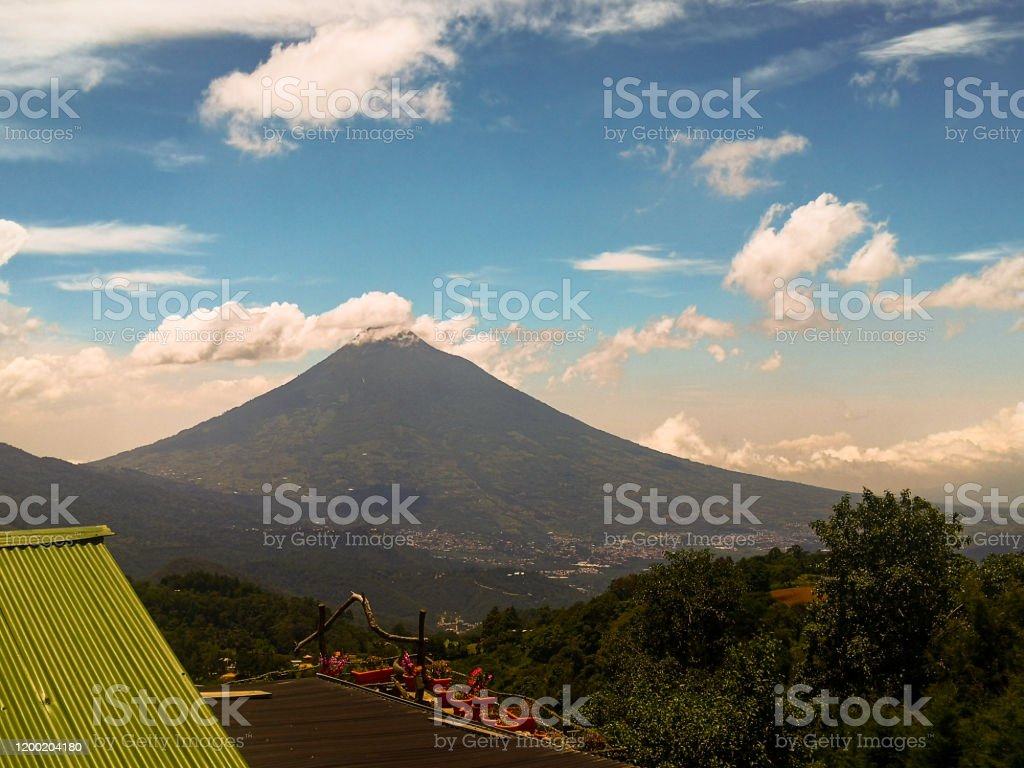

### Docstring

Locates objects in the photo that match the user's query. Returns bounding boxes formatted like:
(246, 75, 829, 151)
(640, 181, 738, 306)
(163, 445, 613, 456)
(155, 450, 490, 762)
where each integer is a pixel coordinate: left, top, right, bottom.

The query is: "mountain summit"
(97, 334, 845, 545)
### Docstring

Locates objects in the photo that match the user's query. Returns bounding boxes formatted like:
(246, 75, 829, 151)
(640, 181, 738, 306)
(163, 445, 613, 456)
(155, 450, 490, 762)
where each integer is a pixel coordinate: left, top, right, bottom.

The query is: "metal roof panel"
(0, 527, 249, 767)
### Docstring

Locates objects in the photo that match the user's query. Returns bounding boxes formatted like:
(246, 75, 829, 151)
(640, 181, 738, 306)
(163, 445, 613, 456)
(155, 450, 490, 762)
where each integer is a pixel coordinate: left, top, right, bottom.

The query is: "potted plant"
(467, 666, 495, 722)
(399, 651, 420, 692)
(493, 700, 537, 733)
(350, 655, 395, 686)
(444, 683, 474, 719)
(427, 659, 452, 691)
(319, 650, 350, 678)
(442, 666, 480, 717)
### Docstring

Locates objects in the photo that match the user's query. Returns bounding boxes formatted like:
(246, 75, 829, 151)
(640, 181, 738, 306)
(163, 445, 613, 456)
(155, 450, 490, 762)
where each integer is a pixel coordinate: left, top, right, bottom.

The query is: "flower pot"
(428, 677, 452, 692)
(400, 666, 424, 691)
(350, 668, 394, 685)
(446, 693, 474, 719)
(472, 695, 499, 725)
(494, 716, 537, 734)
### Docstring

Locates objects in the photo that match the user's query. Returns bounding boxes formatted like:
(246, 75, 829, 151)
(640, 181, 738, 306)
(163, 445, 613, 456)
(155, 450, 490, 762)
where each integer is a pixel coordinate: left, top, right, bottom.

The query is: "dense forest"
(137, 489, 1024, 767)
(133, 572, 397, 679)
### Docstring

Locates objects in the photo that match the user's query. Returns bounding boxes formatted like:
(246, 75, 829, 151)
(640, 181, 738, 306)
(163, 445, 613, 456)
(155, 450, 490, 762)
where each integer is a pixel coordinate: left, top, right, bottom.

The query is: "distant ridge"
(0, 441, 595, 621)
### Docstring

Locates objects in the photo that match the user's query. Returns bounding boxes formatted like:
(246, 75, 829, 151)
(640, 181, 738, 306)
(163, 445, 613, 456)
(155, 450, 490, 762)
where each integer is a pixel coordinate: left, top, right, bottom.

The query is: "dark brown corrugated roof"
(206, 677, 627, 767)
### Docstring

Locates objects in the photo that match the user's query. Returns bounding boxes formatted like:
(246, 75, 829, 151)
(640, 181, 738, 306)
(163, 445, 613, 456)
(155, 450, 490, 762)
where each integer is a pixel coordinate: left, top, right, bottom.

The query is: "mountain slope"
(0, 442, 593, 622)
(96, 331, 848, 545)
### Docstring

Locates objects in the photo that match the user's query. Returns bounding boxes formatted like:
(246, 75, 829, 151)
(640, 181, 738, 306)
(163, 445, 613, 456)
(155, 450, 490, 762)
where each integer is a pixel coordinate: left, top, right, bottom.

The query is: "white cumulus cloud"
(640, 401, 1024, 492)
(827, 229, 915, 286)
(572, 245, 721, 274)
(929, 254, 1024, 311)
(758, 349, 782, 371)
(21, 222, 212, 255)
(724, 193, 872, 298)
(562, 306, 735, 384)
(692, 133, 809, 198)
(0, 220, 29, 266)
(130, 291, 413, 365)
(200, 16, 456, 155)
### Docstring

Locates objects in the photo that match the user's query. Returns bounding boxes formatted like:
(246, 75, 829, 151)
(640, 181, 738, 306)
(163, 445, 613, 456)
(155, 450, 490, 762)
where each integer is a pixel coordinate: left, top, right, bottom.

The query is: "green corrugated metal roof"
(0, 527, 250, 767)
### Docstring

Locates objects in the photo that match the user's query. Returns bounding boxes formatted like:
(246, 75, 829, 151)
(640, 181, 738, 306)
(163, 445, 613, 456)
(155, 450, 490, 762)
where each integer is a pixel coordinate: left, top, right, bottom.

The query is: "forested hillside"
(138, 490, 1024, 767)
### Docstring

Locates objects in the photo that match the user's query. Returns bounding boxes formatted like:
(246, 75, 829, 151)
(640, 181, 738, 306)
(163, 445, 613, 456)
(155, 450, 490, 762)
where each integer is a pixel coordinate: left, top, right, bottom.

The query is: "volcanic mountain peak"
(95, 333, 847, 547)
(1, 340, 855, 619)
(350, 327, 424, 347)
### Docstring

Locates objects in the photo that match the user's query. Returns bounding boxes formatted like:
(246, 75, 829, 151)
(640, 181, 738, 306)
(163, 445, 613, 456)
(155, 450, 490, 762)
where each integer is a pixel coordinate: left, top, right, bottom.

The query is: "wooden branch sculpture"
(294, 592, 428, 653)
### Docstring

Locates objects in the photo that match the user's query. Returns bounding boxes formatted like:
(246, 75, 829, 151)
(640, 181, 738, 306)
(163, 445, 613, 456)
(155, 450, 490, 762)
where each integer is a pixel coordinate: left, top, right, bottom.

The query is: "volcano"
(96, 331, 846, 544)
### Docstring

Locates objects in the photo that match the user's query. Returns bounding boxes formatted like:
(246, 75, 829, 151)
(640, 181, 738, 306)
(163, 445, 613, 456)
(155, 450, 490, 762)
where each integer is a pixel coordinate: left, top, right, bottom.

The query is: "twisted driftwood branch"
(293, 591, 428, 653)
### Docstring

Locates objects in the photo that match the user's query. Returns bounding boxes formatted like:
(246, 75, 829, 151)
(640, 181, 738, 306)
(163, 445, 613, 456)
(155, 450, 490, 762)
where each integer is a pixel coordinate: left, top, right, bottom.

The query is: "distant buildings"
(436, 611, 478, 634)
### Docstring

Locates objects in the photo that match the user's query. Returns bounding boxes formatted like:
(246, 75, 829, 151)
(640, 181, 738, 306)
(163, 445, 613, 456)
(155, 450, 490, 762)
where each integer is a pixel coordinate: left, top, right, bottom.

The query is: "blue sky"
(1, 0, 1022, 503)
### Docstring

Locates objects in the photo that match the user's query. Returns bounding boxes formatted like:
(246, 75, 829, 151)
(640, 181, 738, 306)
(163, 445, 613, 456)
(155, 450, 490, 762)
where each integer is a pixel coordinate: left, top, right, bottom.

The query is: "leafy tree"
(134, 572, 391, 681)
(632, 548, 747, 668)
(802, 489, 965, 697)
(593, 635, 796, 768)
